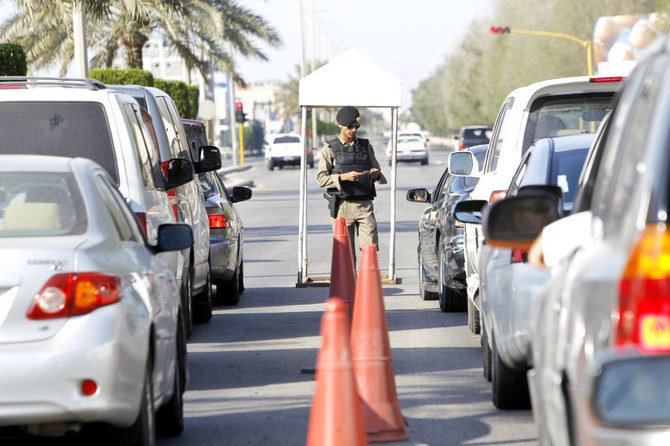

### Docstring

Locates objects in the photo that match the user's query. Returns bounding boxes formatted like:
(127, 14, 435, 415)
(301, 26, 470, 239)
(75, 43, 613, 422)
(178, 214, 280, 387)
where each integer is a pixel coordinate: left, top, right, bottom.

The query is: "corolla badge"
(27, 259, 68, 271)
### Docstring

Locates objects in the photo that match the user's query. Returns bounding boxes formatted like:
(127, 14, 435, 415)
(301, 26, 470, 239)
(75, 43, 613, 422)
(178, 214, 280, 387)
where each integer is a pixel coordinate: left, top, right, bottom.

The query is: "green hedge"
(0, 42, 27, 76)
(88, 68, 199, 119)
(88, 68, 154, 86)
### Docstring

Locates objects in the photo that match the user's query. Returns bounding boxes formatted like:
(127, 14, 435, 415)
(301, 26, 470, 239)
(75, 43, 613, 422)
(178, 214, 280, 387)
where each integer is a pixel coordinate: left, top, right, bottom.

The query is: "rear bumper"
(209, 235, 238, 281)
(0, 304, 150, 428)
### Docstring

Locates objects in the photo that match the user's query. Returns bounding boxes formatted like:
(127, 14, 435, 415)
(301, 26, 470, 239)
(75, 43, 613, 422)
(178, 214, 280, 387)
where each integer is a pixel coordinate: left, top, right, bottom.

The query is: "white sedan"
(0, 155, 192, 444)
(387, 135, 428, 165)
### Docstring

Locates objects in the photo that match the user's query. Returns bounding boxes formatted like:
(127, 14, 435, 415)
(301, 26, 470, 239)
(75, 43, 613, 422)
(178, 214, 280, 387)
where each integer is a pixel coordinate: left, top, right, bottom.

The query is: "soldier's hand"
(369, 168, 380, 180)
(341, 171, 362, 181)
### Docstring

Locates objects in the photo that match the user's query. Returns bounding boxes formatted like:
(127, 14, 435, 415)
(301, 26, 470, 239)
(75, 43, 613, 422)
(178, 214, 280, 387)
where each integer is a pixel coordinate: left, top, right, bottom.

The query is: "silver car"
(0, 155, 192, 444)
(484, 36, 670, 446)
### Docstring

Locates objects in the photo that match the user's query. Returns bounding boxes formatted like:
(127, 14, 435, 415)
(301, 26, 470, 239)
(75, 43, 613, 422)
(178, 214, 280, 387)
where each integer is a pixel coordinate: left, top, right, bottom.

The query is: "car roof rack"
(0, 76, 107, 90)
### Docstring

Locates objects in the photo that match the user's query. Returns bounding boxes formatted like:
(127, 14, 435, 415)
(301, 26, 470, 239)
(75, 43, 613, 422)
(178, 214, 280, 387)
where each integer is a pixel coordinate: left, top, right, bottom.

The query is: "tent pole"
(388, 107, 398, 282)
(298, 106, 309, 285)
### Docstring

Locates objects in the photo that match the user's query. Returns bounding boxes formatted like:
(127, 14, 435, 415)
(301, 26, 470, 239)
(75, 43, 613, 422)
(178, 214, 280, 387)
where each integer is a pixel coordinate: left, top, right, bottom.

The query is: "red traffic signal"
(490, 26, 511, 34)
(235, 101, 244, 110)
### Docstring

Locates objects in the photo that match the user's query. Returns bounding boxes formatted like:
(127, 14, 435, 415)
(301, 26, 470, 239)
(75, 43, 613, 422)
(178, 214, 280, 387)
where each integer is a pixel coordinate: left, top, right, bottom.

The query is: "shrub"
(0, 42, 27, 76)
(88, 68, 154, 86)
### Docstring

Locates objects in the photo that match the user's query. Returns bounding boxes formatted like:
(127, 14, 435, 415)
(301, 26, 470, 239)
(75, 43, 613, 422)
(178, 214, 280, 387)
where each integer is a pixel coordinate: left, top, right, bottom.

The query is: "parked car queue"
(406, 31, 670, 446)
(0, 77, 251, 445)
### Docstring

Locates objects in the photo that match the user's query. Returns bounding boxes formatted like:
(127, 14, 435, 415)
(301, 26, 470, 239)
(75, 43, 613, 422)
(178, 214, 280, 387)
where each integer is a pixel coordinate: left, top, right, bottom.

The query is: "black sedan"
(407, 145, 487, 311)
(182, 119, 252, 305)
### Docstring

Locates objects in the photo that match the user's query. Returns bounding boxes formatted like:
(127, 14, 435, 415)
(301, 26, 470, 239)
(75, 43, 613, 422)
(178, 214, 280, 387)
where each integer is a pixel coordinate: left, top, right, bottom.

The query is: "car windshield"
(0, 102, 118, 183)
(463, 128, 489, 138)
(523, 93, 614, 152)
(0, 171, 87, 237)
(274, 136, 300, 144)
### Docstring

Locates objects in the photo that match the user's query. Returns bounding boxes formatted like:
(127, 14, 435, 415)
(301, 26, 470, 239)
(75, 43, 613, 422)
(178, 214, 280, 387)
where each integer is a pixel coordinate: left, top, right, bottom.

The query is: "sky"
(236, 0, 492, 109)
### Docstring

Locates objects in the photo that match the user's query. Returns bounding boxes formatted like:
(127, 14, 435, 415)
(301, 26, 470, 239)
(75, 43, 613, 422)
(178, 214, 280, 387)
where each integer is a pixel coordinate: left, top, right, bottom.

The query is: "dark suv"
(457, 125, 492, 150)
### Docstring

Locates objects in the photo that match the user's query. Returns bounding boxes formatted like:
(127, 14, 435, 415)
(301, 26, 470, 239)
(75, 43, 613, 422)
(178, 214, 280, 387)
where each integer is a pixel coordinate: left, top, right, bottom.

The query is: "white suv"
(450, 75, 625, 334)
(0, 77, 193, 332)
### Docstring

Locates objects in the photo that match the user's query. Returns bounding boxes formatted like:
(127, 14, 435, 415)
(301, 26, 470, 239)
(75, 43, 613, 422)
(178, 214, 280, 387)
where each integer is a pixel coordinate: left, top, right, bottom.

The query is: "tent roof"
(298, 49, 401, 108)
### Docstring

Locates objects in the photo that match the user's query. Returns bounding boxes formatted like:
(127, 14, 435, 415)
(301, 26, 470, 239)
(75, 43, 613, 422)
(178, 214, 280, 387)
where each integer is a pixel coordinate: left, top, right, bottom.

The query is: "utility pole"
(310, 0, 318, 153)
(227, 72, 239, 166)
(72, 1, 88, 77)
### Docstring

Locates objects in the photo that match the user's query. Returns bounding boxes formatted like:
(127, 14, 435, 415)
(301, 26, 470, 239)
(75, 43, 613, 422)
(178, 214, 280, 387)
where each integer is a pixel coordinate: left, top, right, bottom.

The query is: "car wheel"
(418, 255, 438, 301)
(111, 361, 156, 446)
(481, 320, 492, 382)
(421, 158, 428, 165)
(491, 334, 530, 409)
(388, 159, 392, 166)
(437, 246, 467, 312)
(266, 159, 274, 171)
(238, 258, 245, 294)
(192, 269, 213, 323)
(181, 267, 193, 339)
(216, 266, 241, 305)
(156, 331, 185, 437)
(467, 296, 481, 334)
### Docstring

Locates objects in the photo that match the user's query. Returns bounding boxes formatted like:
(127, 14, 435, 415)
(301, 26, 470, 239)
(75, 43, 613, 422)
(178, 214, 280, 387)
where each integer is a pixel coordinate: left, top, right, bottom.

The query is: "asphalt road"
(163, 149, 538, 446)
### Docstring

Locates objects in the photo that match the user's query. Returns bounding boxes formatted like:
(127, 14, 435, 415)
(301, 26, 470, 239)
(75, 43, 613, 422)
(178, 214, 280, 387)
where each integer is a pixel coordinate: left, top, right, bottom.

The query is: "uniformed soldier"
(317, 106, 387, 261)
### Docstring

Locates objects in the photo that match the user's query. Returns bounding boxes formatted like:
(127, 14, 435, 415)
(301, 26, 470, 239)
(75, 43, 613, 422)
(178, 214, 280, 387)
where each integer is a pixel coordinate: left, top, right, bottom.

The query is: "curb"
(218, 164, 253, 175)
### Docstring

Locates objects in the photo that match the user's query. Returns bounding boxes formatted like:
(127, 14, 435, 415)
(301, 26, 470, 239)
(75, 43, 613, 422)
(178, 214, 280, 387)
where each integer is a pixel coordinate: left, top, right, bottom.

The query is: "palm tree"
(0, 0, 281, 79)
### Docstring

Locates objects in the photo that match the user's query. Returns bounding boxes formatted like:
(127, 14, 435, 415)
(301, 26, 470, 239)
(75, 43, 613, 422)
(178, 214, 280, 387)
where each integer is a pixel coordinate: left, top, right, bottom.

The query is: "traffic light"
(490, 26, 511, 34)
(234, 101, 247, 124)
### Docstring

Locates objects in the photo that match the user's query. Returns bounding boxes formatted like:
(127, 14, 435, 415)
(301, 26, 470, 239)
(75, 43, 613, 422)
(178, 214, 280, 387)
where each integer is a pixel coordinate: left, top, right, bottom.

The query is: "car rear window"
(550, 148, 590, 207)
(0, 171, 87, 237)
(274, 136, 300, 144)
(0, 102, 118, 183)
(523, 93, 614, 152)
(399, 137, 422, 143)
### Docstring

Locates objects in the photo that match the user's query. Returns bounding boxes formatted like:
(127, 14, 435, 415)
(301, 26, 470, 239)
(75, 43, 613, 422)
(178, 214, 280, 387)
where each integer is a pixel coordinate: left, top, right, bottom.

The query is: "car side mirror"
(483, 193, 560, 249)
(194, 145, 222, 173)
(231, 186, 252, 203)
(454, 200, 488, 224)
(449, 151, 479, 177)
(163, 158, 193, 190)
(151, 223, 193, 253)
(406, 188, 430, 203)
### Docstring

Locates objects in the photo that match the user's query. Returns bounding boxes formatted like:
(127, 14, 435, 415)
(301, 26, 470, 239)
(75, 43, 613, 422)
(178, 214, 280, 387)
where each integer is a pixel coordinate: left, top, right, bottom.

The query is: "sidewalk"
(218, 162, 255, 188)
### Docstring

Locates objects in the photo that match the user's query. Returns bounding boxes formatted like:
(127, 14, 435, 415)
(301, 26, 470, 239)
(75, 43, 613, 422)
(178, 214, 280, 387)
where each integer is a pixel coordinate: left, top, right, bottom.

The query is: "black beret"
(336, 106, 360, 126)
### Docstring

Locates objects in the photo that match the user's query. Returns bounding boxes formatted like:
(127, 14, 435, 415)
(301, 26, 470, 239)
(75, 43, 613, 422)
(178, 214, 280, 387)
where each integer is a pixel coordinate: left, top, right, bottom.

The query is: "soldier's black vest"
(328, 137, 376, 199)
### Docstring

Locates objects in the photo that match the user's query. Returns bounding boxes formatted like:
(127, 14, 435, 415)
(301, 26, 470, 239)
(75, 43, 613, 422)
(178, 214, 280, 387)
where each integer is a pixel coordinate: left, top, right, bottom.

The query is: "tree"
(0, 0, 281, 79)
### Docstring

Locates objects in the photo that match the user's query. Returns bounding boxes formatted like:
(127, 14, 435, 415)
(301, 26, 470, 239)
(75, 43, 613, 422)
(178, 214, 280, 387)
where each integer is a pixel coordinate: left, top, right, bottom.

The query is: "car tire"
(216, 265, 241, 305)
(112, 361, 156, 446)
(156, 330, 185, 437)
(181, 267, 193, 339)
(418, 255, 438, 301)
(491, 334, 530, 409)
(421, 159, 428, 165)
(192, 269, 213, 324)
(238, 258, 245, 294)
(266, 159, 274, 171)
(481, 321, 492, 382)
(467, 296, 481, 334)
(437, 246, 467, 312)
(388, 159, 392, 166)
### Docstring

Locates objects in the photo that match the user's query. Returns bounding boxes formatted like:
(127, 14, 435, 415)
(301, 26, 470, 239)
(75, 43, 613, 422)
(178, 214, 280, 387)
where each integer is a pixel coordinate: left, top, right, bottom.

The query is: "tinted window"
(523, 93, 614, 151)
(274, 136, 300, 144)
(0, 102, 117, 183)
(123, 103, 157, 189)
(550, 149, 589, 205)
(156, 96, 189, 159)
(0, 171, 87, 237)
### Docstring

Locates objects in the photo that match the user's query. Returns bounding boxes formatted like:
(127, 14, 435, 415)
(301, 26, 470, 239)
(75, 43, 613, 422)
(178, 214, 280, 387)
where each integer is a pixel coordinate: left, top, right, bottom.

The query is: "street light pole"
(72, 1, 88, 77)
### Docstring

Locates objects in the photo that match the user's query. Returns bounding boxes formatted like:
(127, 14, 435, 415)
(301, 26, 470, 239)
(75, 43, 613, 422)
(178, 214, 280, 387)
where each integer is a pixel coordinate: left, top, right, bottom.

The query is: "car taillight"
(134, 212, 147, 236)
(615, 225, 670, 353)
(27, 273, 121, 320)
(459, 142, 465, 150)
(454, 219, 464, 229)
(161, 161, 179, 220)
(307, 149, 312, 155)
(489, 190, 507, 204)
(207, 207, 228, 228)
(510, 248, 528, 263)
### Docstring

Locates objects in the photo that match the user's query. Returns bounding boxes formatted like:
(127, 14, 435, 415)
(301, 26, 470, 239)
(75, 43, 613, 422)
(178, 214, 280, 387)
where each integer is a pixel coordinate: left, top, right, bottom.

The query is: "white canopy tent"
(296, 49, 402, 286)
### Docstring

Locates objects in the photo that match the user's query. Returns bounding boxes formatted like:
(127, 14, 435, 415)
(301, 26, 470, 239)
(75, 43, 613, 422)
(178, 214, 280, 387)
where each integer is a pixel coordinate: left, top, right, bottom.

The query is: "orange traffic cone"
(307, 298, 367, 446)
(350, 244, 408, 443)
(330, 217, 357, 326)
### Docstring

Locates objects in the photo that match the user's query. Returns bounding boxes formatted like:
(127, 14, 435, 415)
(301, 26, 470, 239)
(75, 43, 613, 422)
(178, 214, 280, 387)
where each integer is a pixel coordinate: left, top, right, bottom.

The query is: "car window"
(123, 103, 158, 189)
(523, 93, 614, 151)
(591, 56, 662, 235)
(508, 151, 532, 197)
(0, 171, 86, 237)
(0, 101, 118, 184)
(93, 171, 137, 242)
(155, 96, 189, 160)
(549, 149, 589, 206)
(273, 136, 300, 144)
(485, 96, 514, 173)
(102, 173, 146, 242)
(399, 137, 422, 143)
